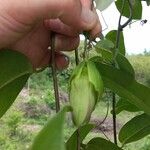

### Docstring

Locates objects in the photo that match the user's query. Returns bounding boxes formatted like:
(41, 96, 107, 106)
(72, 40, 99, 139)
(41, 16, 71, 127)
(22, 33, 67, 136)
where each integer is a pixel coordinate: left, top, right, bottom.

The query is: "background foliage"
(0, 51, 150, 150)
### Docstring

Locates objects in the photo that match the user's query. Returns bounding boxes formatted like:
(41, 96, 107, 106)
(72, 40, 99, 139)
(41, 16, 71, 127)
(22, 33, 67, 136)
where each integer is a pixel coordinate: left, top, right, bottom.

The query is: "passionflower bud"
(69, 61, 103, 126)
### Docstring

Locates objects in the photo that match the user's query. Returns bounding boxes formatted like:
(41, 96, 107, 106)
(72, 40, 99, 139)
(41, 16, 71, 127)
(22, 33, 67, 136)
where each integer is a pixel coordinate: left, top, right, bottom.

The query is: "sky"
(98, 1, 150, 54)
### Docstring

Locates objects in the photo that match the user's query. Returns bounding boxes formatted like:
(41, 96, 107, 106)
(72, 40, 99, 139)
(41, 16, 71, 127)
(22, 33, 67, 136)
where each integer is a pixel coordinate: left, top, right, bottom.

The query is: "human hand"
(0, 0, 101, 69)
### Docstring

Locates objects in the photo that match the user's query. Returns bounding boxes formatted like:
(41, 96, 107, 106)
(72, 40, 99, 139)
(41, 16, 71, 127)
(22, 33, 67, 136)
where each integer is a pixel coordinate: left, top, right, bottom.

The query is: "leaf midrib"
(103, 76, 150, 114)
(0, 71, 31, 89)
(121, 123, 150, 144)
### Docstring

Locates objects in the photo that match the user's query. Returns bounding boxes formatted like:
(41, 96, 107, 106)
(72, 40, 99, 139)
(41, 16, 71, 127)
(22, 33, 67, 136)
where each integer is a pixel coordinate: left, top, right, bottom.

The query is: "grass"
(128, 55, 150, 87)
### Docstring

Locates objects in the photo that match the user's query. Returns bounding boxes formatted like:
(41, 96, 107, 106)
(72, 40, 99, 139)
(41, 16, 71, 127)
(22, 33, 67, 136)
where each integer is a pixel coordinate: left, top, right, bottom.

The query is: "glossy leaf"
(0, 49, 33, 118)
(105, 30, 125, 55)
(93, 61, 150, 115)
(119, 114, 150, 145)
(31, 106, 71, 150)
(115, 98, 140, 114)
(95, 39, 114, 63)
(90, 56, 103, 63)
(95, 47, 113, 63)
(116, 53, 135, 77)
(85, 137, 123, 150)
(95, 0, 114, 11)
(96, 39, 114, 50)
(95, 44, 135, 78)
(66, 124, 95, 150)
(115, 0, 142, 20)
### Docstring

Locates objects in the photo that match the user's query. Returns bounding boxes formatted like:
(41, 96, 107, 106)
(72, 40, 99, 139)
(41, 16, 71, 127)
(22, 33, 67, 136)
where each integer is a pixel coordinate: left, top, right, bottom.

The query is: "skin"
(0, 0, 101, 70)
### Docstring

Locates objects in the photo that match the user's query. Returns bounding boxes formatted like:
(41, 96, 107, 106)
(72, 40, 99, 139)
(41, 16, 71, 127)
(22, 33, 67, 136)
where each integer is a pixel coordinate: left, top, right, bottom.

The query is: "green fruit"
(69, 60, 103, 126)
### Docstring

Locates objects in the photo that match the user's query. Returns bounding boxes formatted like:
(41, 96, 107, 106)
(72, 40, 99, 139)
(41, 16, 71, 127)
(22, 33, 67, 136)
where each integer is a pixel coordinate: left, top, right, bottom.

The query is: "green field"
(0, 54, 150, 150)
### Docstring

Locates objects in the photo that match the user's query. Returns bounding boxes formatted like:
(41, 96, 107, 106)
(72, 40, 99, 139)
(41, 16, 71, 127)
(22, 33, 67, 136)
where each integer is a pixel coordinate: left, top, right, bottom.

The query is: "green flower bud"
(69, 61, 103, 127)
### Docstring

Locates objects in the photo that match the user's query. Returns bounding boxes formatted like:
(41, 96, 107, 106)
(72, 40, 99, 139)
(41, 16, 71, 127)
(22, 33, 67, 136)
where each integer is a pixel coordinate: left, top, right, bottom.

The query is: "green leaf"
(105, 30, 125, 55)
(31, 106, 71, 150)
(95, 43, 135, 78)
(115, 98, 141, 114)
(119, 114, 150, 145)
(85, 137, 123, 150)
(94, 62, 150, 115)
(95, 0, 114, 11)
(0, 49, 33, 118)
(96, 39, 115, 50)
(66, 124, 95, 150)
(95, 47, 113, 63)
(116, 53, 135, 77)
(89, 56, 103, 63)
(115, 0, 142, 20)
(95, 39, 114, 63)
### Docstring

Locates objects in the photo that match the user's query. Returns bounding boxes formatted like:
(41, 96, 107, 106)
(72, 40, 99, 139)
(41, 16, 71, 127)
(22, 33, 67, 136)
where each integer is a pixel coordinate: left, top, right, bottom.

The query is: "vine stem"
(112, 0, 133, 145)
(112, 92, 117, 145)
(83, 35, 88, 60)
(50, 32, 60, 113)
(75, 48, 79, 65)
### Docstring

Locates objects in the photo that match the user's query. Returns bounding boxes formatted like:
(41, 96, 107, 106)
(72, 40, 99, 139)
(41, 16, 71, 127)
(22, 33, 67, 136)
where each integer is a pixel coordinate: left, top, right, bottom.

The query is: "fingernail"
(56, 54, 69, 70)
(60, 55, 70, 70)
(81, 8, 96, 24)
(64, 55, 69, 63)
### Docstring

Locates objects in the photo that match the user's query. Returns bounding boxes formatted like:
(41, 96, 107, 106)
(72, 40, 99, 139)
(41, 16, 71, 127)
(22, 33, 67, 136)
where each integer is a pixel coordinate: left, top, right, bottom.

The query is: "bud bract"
(69, 61, 103, 126)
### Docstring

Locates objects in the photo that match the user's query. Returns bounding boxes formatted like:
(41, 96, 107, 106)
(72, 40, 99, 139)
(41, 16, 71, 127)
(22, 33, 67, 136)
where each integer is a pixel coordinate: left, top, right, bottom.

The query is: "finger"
(80, 1, 102, 38)
(6, 0, 97, 30)
(54, 52, 69, 70)
(54, 34, 80, 51)
(80, 0, 92, 8)
(90, 9, 102, 39)
(44, 19, 80, 37)
(38, 51, 69, 70)
(90, 22, 102, 39)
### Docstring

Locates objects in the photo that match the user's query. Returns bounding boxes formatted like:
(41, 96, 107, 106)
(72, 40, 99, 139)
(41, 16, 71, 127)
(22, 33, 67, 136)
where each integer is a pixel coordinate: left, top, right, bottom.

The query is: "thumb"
(4, 0, 97, 30)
